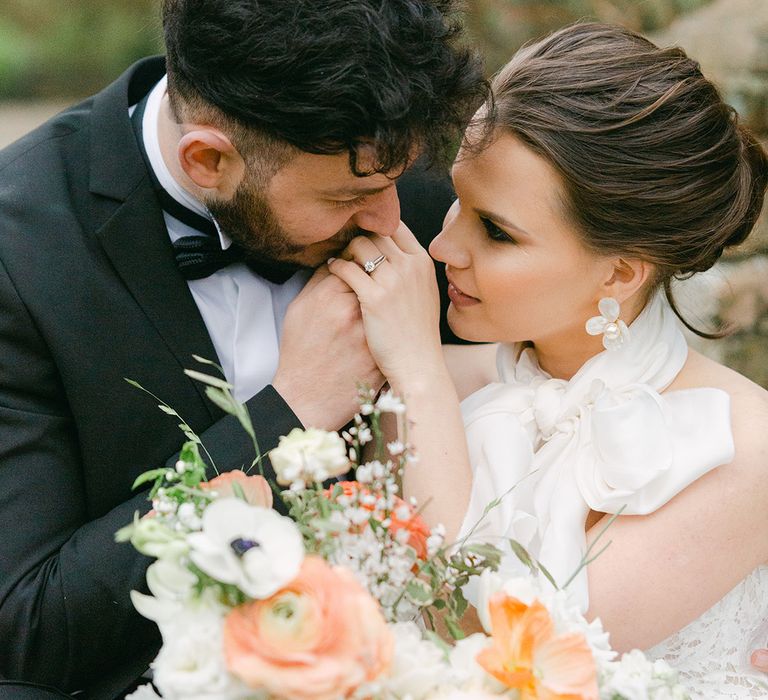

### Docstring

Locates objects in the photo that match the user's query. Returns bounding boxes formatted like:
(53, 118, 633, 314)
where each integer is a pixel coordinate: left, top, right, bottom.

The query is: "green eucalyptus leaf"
(444, 614, 465, 640)
(451, 586, 468, 618)
(405, 578, 434, 605)
(179, 442, 201, 464)
(131, 468, 169, 491)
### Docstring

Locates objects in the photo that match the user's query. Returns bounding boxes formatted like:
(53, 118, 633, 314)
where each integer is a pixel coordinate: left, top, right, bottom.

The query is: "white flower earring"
(586, 297, 630, 351)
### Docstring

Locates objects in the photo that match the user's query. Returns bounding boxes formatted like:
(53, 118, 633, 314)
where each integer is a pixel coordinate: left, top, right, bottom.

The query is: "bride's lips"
(446, 272, 480, 307)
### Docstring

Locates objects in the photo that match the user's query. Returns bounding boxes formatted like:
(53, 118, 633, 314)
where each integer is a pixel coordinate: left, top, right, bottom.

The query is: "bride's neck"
(531, 295, 647, 380)
(532, 338, 603, 380)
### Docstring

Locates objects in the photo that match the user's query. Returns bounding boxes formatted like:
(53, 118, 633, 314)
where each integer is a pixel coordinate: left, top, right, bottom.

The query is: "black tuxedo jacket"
(0, 57, 457, 698)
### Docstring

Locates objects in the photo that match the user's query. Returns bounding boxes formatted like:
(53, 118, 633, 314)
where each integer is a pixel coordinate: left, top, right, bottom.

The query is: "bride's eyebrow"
(474, 208, 531, 237)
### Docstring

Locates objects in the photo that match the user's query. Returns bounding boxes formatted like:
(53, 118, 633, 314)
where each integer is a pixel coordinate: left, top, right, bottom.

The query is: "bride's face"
(429, 132, 615, 346)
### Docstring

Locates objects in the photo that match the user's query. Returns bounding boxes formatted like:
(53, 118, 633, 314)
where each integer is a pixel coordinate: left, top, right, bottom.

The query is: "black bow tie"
(130, 90, 299, 284)
(158, 190, 301, 283)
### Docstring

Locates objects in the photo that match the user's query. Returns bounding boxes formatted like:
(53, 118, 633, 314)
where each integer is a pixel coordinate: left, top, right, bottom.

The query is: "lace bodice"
(646, 565, 768, 698)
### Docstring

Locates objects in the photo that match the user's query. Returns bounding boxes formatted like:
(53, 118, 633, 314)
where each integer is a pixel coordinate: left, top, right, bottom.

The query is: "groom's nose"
(351, 185, 401, 238)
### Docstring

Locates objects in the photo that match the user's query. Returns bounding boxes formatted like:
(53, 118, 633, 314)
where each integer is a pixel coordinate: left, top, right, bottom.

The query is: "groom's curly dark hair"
(162, 0, 487, 177)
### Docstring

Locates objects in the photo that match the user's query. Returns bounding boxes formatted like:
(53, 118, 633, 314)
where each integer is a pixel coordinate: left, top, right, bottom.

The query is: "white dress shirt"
(135, 77, 310, 402)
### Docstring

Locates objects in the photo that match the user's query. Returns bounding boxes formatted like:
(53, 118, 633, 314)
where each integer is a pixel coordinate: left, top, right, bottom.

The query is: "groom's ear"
(177, 127, 245, 197)
(601, 257, 655, 303)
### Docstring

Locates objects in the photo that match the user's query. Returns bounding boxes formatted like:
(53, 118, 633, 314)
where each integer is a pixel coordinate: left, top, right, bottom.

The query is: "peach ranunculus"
(223, 555, 393, 700)
(476, 592, 598, 700)
(332, 480, 431, 559)
(202, 470, 273, 508)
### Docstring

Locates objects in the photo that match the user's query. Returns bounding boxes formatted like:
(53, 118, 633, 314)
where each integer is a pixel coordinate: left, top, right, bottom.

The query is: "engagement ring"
(363, 254, 387, 274)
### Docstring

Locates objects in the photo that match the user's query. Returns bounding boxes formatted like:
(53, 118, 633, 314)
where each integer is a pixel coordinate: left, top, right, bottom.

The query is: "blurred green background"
(0, 0, 767, 385)
(0, 0, 712, 100)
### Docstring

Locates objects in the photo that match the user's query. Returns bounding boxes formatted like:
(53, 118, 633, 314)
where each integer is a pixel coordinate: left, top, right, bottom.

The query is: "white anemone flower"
(187, 498, 303, 599)
(586, 297, 630, 350)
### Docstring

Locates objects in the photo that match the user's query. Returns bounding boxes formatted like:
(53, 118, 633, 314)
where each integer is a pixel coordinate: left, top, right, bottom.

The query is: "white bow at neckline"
(459, 292, 734, 610)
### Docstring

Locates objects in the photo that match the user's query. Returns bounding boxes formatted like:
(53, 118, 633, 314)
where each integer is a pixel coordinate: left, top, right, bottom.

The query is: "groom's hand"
(273, 265, 384, 430)
(752, 649, 768, 673)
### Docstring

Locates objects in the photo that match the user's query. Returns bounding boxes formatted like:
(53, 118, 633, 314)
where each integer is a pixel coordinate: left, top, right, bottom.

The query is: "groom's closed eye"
(330, 195, 370, 209)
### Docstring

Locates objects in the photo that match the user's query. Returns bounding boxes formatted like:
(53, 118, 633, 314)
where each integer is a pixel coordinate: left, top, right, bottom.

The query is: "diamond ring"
(363, 254, 387, 274)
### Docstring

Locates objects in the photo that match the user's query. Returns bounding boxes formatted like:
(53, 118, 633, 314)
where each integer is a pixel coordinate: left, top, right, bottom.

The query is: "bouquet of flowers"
(118, 364, 690, 700)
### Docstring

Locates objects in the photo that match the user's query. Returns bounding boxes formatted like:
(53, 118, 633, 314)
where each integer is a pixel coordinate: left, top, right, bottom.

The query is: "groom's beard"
(206, 179, 363, 268)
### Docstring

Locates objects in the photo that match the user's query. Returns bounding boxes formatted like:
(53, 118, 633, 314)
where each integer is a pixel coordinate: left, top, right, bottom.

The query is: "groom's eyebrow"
(320, 183, 394, 197)
(475, 208, 531, 237)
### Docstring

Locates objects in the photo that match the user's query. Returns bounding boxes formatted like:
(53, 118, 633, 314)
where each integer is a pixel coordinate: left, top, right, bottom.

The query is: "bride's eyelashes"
(480, 216, 517, 244)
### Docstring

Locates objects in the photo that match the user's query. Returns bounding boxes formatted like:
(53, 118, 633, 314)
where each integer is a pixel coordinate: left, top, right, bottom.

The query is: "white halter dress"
(458, 293, 768, 698)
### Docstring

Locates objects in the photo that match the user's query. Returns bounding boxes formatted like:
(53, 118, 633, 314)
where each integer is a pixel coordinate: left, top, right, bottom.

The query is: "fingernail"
(751, 649, 768, 670)
(327, 257, 336, 264)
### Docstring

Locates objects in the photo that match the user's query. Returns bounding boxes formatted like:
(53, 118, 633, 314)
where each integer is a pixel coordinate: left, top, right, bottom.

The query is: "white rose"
(600, 650, 657, 700)
(187, 498, 304, 599)
(447, 634, 505, 692)
(152, 601, 256, 700)
(546, 589, 615, 665)
(131, 558, 197, 624)
(380, 622, 448, 699)
(269, 427, 349, 486)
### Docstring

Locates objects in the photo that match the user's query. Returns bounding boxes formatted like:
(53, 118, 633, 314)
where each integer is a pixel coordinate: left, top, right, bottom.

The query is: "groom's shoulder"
(0, 97, 93, 179)
(0, 97, 95, 235)
(397, 160, 455, 246)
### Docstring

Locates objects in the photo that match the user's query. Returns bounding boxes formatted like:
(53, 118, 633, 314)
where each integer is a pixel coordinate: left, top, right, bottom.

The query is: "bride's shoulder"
(668, 348, 768, 465)
(669, 348, 768, 406)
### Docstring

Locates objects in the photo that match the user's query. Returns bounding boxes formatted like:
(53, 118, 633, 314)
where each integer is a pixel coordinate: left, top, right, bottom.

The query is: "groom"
(0, 1, 484, 697)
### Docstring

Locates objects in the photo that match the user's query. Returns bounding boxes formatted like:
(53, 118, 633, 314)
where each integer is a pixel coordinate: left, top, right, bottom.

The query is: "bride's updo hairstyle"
(481, 22, 768, 336)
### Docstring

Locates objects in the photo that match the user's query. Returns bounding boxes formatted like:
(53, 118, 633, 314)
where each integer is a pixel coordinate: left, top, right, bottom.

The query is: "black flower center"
(230, 537, 261, 558)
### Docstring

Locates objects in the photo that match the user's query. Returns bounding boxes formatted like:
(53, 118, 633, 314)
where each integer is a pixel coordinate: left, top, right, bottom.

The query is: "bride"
(326, 22, 768, 697)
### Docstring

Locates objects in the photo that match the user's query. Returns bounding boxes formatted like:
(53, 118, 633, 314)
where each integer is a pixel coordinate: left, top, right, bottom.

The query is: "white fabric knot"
(532, 378, 568, 437)
(460, 292, 735, 612)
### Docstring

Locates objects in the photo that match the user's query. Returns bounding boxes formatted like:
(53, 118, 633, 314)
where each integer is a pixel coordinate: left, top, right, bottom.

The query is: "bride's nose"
(429, 201, 472, 269)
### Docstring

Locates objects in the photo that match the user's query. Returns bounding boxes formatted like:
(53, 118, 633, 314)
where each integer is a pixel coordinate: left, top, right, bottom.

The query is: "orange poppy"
(476, 592, 598, 700)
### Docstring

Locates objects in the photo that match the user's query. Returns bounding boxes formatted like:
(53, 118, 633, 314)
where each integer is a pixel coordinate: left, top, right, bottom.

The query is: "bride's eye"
(480, 216, 516, 244)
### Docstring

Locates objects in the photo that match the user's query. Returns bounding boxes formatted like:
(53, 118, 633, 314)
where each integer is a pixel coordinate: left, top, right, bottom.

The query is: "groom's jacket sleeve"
(0, 259, 305, 698)
(0, 84, 457, 699)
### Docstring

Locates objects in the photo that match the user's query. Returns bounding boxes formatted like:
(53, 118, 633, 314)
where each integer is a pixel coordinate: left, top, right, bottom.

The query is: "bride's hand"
(327, 222, 443, 390)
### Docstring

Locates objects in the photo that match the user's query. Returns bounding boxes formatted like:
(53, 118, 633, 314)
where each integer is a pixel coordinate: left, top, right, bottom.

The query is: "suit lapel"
(89, 57, 223, 421)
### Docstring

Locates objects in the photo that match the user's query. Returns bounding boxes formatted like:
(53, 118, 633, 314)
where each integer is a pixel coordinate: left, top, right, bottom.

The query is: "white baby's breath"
(376, 390, 406, 414)
(379, 622, 449, 699)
